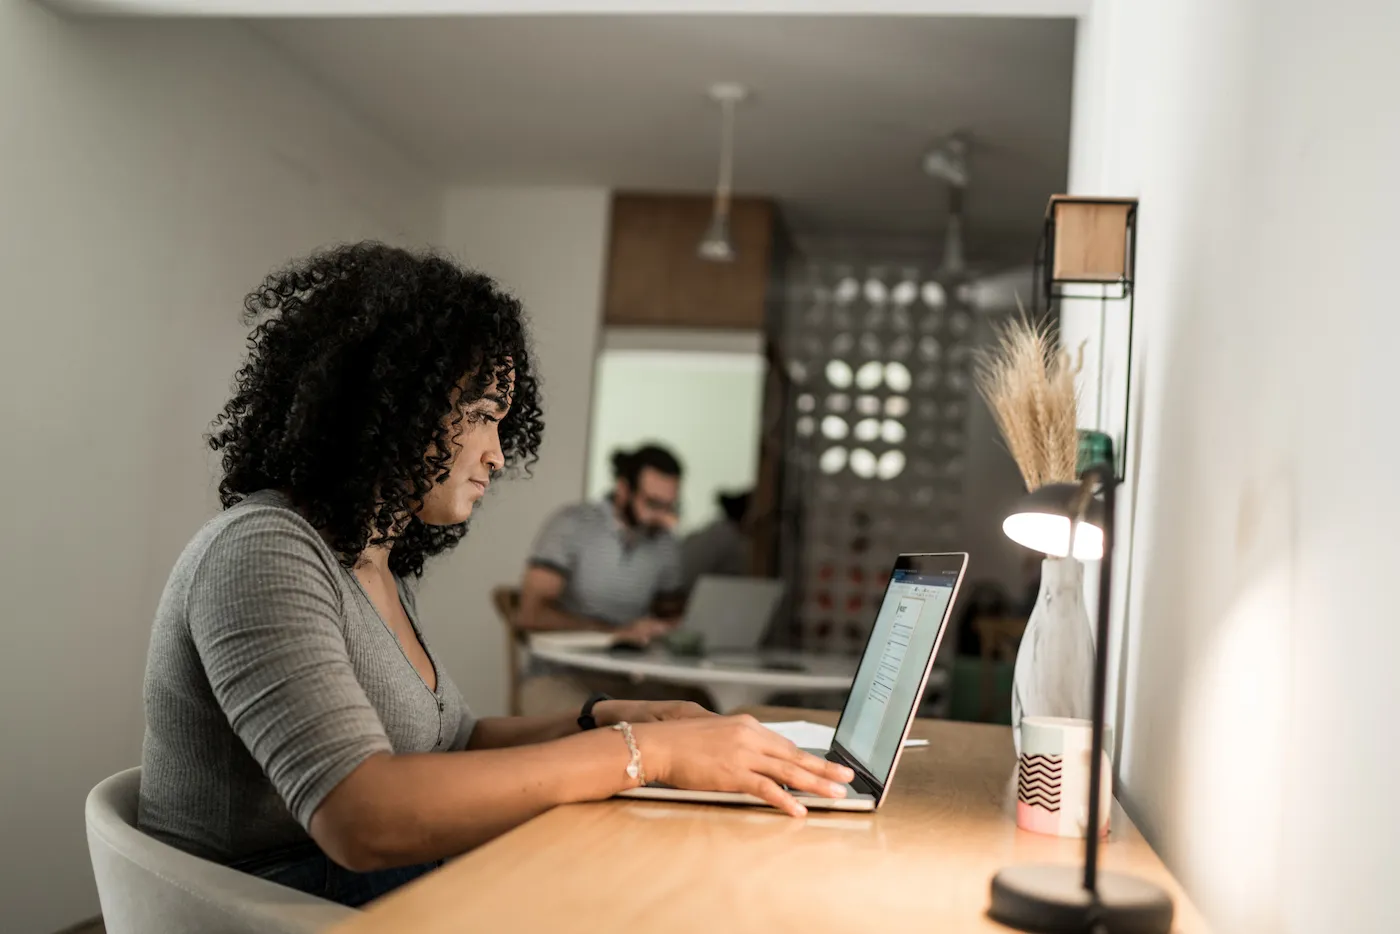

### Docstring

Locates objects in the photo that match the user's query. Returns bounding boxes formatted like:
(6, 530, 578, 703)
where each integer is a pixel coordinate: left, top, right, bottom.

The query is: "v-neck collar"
(347, 569, 441, 697)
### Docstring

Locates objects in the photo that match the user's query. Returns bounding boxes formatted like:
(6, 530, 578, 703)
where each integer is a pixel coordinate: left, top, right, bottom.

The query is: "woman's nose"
(483, 430, 505, 471)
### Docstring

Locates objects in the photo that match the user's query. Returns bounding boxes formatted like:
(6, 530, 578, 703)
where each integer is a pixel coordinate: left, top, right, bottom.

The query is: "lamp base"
(989, 865, 1173, 934)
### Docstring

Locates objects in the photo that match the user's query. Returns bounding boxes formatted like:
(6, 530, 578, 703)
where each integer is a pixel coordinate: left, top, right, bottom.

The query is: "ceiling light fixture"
(923, 133, 971, 278)
(698, 82, 748, 263)
(922, 132, 1034, 311)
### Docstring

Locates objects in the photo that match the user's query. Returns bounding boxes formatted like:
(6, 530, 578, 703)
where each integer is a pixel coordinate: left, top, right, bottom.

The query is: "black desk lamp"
(987, 461, 1174, 934)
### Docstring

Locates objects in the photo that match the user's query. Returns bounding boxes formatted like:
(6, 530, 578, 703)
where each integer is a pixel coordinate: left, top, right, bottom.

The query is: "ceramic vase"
(1012, 557, 1095, 755)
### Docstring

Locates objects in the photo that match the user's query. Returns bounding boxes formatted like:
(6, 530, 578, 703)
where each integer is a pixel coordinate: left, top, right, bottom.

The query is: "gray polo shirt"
(529, 500, 682, 626)
(138, 490, 474, 864)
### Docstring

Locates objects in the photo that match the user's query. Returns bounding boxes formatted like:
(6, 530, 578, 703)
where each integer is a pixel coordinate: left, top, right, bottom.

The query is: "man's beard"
(621, 495, 664, 537)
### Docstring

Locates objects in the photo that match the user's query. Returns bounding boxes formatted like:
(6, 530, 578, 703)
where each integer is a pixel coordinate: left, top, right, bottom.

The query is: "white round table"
(527, 642, 859, 713)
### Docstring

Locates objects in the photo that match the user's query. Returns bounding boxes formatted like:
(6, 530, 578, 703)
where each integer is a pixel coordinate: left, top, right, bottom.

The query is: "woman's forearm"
(310, 726, 640, 871)
(468, 698, 643, 750)
(467, 713, 580, 749)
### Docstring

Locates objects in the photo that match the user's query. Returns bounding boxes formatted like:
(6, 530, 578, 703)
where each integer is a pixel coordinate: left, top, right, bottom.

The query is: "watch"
(577, 692, 612, 731)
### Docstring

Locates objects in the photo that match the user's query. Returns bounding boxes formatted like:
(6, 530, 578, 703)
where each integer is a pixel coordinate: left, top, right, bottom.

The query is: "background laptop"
(679, 575, 785, 652)
(618, 552, 968, 812)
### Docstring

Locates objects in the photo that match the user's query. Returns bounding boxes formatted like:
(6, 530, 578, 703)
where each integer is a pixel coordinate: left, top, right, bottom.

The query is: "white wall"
(0, 6, 441, 932)
(1066, 0, 1400, 929)
(420, 187, 610, 717)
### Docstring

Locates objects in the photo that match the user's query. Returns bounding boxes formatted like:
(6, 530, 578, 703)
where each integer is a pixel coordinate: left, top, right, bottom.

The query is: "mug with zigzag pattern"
(1016, 716, 1112, 838)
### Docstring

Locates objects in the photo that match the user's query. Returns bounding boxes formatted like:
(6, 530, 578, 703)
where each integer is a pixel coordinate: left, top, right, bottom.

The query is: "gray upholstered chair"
(85, 768, 356, 934)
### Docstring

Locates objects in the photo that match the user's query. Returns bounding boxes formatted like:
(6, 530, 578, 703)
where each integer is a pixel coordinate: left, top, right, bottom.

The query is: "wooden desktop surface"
(328, 708, 1208, 933)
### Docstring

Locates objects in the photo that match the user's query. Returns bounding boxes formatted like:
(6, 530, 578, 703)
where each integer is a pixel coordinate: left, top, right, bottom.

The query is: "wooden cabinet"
(603, 192, 776, 330)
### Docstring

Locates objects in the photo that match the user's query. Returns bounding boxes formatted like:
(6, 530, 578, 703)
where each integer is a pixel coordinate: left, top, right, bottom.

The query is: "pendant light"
(922, 131, 1036, 311)
(698, 82, 748, 263)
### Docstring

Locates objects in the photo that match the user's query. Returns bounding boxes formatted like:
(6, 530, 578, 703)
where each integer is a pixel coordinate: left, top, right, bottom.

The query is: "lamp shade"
(697, 212, 736, 262)
(1002, 482, 1105, 560)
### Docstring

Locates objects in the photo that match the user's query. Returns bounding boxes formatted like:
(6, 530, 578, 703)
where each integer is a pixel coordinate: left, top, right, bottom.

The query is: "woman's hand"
(632, 714, 855, 818)
(594, 699, 714, 728)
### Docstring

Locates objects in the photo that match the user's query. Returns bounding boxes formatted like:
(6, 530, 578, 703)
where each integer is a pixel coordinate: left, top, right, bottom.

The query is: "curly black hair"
(209, 242, 544, 578)
(610, 444, 683, 485)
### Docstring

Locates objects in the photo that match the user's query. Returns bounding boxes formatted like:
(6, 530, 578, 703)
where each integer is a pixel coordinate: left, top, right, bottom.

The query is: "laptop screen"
(833, 563, 961, 786)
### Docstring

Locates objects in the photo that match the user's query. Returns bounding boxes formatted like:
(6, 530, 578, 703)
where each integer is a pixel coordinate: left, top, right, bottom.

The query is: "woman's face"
(417, 371, 512, 526)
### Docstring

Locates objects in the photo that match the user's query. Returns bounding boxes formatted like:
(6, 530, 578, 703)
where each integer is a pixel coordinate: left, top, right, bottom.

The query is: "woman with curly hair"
(136, 243, 851, 907)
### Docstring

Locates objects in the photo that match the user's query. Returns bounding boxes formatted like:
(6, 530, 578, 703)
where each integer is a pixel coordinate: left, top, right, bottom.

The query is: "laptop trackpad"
(792, 783, 871, 801)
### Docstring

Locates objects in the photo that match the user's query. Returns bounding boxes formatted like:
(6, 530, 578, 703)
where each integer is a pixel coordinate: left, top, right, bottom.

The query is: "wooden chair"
(491, 586, 527, 716)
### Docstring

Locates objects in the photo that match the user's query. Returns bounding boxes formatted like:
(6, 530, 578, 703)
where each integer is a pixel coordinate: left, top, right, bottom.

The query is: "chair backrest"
(85, 768, 355, 934)
(492, 585, 526, 715)
(491, 586, 523, 637)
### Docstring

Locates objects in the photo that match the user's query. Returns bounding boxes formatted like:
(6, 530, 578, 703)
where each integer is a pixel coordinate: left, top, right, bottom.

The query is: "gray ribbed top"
(137, 490, 474, 864)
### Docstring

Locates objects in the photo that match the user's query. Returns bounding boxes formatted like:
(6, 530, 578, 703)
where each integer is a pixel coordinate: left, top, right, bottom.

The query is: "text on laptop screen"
(833, 569, 958, 784)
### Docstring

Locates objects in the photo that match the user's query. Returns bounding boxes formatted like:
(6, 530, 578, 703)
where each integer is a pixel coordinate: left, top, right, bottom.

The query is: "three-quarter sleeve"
(186, 509, 394, 829)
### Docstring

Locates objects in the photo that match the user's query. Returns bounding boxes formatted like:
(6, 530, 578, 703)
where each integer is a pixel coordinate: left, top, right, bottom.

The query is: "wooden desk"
(328, 708, 1208, 933)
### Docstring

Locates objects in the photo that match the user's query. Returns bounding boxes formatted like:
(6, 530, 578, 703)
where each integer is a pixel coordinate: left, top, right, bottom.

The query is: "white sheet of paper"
(527, 631, 615, 651)
(762, 720, 928, 750)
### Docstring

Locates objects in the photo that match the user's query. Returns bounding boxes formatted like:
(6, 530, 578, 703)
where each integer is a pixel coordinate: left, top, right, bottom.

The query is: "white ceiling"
(54, 1, 1092, 16)
(257, 15, 1075, 254)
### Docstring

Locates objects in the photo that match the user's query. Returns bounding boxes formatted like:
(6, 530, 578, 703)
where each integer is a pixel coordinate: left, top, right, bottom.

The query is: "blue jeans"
(230, 842, 443, 909)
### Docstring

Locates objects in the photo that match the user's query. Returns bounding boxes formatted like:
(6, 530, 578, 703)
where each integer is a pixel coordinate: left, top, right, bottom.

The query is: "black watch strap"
(578, 692, 612, 731)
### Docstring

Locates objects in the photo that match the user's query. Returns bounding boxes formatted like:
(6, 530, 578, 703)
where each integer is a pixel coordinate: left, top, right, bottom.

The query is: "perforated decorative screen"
(776, 259, 976, 661)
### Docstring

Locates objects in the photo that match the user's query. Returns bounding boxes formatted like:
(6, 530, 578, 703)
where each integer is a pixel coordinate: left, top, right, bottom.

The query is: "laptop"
(679, 575, 785, 652)
(617, 552, 968, 812)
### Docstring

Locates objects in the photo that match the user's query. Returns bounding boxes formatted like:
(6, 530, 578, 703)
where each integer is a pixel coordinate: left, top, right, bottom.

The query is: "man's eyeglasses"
(638, 495, 680, 516)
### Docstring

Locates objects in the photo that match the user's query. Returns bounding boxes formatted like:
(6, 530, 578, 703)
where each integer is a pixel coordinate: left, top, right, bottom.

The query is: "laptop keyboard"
(647, 780, 868, 800)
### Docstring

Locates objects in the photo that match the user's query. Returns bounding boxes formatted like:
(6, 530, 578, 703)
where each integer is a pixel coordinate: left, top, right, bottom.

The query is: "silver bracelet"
(611, 721, 647, 785)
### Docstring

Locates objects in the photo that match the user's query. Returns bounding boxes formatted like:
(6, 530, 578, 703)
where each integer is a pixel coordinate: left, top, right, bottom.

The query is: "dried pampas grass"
(974, 313, 1083, 492)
